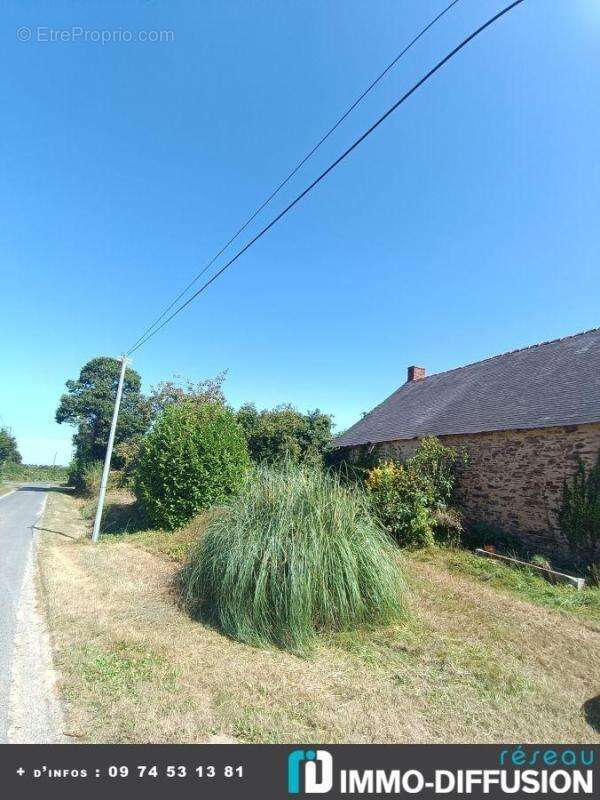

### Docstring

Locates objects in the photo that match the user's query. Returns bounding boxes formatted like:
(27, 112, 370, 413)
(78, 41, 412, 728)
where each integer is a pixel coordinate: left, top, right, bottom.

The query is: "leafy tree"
(101, 371, 229, 487)
(135, 401, 250, 530)
(235, 403, 332, 466)
(56, 357, 150, 466)
(148, 371, 227, 418)
(0, 427, 21, 465)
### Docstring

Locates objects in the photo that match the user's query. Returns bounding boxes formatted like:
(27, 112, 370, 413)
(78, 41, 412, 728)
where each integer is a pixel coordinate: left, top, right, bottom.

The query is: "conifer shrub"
(181, 462, 406, 651)
(135, 401, 250, 530)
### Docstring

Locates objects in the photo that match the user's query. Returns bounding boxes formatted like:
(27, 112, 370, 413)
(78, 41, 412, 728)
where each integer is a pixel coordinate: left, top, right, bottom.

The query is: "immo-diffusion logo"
(288, 749, 333, 794)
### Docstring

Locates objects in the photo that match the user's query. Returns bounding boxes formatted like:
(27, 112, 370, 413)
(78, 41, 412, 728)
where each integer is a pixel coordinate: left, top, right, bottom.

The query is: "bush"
(366, 461, 435, 547)
(558, 455, 600, 580)
(135, 401, 250, 530)
(81, 460, 104, 496)
(67, 457, 83, 490)
(408, 436, 467, 508)
(68, 458, 104, 497)
(181, 462, 406, 652)
(530, 554, 554, 577)
(432, 507, 464, 546)
(365, 437, 466, 548)
(112, 437, 142, 488)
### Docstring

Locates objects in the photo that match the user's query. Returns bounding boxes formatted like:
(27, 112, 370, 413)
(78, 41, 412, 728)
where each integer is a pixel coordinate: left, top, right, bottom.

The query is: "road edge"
(7, 494, 67, 744)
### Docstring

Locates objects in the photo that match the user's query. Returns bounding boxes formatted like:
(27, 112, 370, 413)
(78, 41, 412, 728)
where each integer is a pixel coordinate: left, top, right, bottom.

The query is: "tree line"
(0, 427, 21, 467)
(55, 356, 333, 484)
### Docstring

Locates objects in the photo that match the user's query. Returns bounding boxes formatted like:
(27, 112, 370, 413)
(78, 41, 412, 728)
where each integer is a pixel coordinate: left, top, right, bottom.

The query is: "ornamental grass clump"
(181, 462, 407, 652)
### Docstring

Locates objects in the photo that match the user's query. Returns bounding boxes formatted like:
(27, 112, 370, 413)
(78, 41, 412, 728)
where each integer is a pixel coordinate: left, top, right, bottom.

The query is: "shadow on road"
(16, 485, 72, 493)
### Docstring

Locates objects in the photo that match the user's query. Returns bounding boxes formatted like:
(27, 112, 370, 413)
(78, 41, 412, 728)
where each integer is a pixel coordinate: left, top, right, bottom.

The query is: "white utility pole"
(91, 355, 129, 543)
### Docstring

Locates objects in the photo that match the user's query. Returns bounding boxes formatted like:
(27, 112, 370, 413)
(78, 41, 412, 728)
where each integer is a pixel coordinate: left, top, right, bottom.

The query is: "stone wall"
(343, 423, 600, 553)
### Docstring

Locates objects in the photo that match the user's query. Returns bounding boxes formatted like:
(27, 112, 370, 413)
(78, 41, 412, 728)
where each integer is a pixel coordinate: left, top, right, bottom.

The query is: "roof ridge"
(415, 327, 600, 383)
(333, 326, 600, 448)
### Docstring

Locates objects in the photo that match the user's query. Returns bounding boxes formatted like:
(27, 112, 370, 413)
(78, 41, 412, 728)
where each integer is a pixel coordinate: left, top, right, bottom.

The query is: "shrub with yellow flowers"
(365, 460, 435, 547)
(365, 437, 467, 548)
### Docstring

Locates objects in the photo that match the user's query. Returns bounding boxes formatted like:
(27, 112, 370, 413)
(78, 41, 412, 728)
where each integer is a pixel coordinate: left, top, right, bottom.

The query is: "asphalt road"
(0, 485, 47, 742)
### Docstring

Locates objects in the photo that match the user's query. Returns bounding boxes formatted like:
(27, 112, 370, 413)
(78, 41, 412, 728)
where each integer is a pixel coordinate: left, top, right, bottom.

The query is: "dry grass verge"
(38, 489, 600, 743)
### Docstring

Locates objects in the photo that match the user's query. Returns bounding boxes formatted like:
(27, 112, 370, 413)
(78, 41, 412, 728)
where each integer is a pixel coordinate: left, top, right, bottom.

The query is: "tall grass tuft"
(181, 462, 407, 652)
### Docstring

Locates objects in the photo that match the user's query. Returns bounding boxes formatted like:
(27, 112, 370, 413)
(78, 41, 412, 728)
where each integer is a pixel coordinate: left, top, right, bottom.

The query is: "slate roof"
(333, 328, 600, 449)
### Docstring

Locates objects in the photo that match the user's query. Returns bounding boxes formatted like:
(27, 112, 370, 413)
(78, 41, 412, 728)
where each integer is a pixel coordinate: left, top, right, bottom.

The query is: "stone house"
(332, 328, 600, 552)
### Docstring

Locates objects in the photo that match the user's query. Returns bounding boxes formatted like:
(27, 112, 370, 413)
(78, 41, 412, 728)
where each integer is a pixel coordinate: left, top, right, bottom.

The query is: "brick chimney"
(407, 365, 426, 382)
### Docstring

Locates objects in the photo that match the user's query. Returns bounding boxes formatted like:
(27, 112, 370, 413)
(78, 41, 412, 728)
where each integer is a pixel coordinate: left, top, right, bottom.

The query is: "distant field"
(0, 462, 69, 483)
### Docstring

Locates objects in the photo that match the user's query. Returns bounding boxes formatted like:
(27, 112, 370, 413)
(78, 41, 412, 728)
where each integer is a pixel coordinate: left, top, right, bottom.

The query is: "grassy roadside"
(79, 489, 206, 563)
(38, 489, 600, 744)
(93, 491, 600, 625)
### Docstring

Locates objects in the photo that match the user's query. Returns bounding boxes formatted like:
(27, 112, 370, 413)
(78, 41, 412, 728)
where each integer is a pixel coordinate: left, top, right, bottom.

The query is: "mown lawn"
(38, 489, 600, 744)
(409, 547, 600, 624)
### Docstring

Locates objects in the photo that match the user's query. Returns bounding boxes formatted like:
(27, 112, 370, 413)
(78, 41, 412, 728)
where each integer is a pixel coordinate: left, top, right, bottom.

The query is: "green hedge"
(135, 401, 250, 530)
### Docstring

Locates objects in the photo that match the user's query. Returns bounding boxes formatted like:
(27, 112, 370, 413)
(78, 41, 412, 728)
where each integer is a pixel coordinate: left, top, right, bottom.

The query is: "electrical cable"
(128, 0, 525, 355)
(126, 0, 463, 353)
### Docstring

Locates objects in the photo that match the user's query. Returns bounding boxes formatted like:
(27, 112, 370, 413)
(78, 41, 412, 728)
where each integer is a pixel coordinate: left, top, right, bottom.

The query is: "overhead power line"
(128, 0, 525, 356)
(127, 0, 463, 353)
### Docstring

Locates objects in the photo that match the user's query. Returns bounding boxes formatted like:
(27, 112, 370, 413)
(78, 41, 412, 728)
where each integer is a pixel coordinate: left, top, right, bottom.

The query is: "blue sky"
(1, 0, 599, 465)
